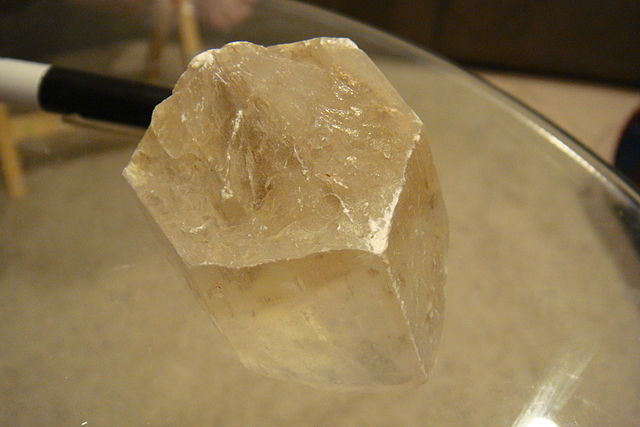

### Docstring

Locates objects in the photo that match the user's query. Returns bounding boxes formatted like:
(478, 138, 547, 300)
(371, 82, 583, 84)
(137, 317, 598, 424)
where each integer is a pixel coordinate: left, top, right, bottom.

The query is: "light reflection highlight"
(512, 343, 596, 427)
(526, 416, 558, 427)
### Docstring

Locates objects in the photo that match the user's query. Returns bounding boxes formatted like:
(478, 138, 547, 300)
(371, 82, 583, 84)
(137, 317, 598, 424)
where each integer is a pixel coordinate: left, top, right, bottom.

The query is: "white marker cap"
(0, 58, 51, 108)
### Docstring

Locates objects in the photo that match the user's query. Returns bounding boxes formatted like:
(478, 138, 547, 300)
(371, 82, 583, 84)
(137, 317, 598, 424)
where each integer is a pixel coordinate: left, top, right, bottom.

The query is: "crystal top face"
(124, 38, 422, 268)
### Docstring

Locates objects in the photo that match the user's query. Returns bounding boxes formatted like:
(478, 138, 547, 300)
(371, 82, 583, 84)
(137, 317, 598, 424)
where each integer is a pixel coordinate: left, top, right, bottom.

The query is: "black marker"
(0, 58, 171, 128)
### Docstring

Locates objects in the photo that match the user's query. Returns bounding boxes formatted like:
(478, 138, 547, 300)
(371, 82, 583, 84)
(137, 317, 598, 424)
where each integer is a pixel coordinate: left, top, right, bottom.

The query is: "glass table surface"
(1, 1, 639, 426)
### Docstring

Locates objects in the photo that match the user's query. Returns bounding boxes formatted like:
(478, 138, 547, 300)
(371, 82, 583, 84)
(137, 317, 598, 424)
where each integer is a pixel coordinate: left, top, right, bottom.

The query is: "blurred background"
(306, 0, 640, 86)
(2, 0, 639, 181)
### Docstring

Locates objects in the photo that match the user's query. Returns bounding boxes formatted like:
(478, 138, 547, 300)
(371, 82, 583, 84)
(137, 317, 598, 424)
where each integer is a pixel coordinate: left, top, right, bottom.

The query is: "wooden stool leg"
(145, 0, 174, 82)
(0, 103, 26, 199)
(176, 0, 203, 65)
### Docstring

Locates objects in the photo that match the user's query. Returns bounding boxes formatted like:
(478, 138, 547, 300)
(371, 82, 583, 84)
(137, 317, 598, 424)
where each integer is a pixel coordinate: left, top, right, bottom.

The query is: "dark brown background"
(1, 0, 639, 86)
(306, 0, 640, 86)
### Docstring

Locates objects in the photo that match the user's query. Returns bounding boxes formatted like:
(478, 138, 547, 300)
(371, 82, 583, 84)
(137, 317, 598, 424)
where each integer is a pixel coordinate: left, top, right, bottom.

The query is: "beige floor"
(1, 53, 639, 426)
(478, 71, 640, 163)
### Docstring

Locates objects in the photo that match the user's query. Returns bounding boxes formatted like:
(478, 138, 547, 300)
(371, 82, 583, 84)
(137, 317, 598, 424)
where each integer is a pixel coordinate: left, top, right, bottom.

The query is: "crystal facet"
(123, 38, 448, 390)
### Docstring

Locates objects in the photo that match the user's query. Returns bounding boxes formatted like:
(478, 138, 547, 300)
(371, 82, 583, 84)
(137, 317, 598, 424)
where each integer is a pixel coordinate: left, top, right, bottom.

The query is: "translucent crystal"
(123, 38, 448, 390)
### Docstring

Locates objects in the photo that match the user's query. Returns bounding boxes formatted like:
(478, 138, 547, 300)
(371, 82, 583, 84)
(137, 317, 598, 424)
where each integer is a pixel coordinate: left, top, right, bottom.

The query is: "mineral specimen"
(123, 38, 448, 390)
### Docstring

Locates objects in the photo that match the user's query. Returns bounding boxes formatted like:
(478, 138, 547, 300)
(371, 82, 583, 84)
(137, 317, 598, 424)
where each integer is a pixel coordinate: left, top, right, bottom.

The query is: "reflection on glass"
(525, 416, 559, 427)
(513, 344, 595, 427)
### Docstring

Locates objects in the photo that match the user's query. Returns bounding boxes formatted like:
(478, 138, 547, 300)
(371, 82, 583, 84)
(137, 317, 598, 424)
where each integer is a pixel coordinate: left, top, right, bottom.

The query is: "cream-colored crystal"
(123, 37, 448, 390)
